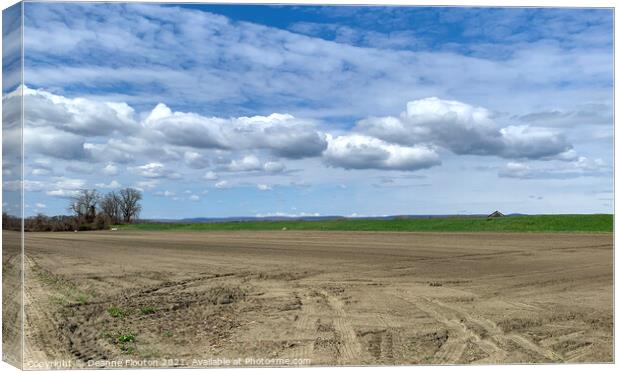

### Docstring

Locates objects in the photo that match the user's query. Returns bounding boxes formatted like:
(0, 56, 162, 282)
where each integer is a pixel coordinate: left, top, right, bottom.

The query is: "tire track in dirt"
(409, 297, 469, 364)
(508, 334, 563, 362)
(429, 299, 508, 354)
(27, 258, 115, 365)
(361, 289, 399, 363)
(24, 256, 76, 367)
(563, 340, 595, 362)
(288, 290, 316, 361)
(320, 290, 364, 363)
(433, 337, 467, 364)
(390, 291, 515, 364)
(27, 258, 244, 366)
(137, 272, 236, 295)
(429, 298, 563, 362)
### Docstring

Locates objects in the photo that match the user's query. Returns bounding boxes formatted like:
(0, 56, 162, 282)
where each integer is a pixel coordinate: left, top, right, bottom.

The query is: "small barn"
(487, 210, 505, 218)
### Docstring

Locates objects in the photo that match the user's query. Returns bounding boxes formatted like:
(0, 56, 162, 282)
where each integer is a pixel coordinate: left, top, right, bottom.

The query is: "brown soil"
(15, 230, 613, 367)
(2, 231, 23, 368)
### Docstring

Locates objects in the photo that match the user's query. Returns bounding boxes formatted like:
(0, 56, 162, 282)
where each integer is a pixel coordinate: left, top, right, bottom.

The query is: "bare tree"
(69, 189, 100, 225)
(100, 191, 122, 224)
(119, 188, 142, 223)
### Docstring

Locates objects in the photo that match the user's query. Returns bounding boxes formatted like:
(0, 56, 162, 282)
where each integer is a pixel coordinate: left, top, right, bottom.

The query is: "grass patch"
(140, 306, 158, 315)
(75, 294, 89, 305)
(117, 214, 612, 233)
(117, 332, 136, 354)
(107, 306, 127, 318)
(104, 329, 137, 354)
(34, 266, 93, 305)
(117, 332, 136, 344)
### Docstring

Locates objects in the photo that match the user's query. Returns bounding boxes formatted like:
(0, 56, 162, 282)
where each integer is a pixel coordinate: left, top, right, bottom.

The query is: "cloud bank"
(7, 85, 599, 178)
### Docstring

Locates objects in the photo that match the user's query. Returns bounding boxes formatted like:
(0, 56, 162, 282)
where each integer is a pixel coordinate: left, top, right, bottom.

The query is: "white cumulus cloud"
(356, 97, 573, 160)
(102, 163, 119, 176)
(323, 134, 441, 171)
(222, 155, 286, 173)
(226, 155, 263, 172)
(144, 106, 327, 158)
(214, 180, 230, 189)
(183, 151, 210, 169)
(22, 86, 137, 136)
(131, 162, 181, 179)
(204, 171, 219, 180)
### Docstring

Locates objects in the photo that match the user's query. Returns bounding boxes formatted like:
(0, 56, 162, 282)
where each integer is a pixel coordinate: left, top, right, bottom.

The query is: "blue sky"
(3, 3, 613, 218)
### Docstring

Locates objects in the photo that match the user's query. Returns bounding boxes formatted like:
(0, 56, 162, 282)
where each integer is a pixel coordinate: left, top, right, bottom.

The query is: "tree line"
(2, 188, 142, 232)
